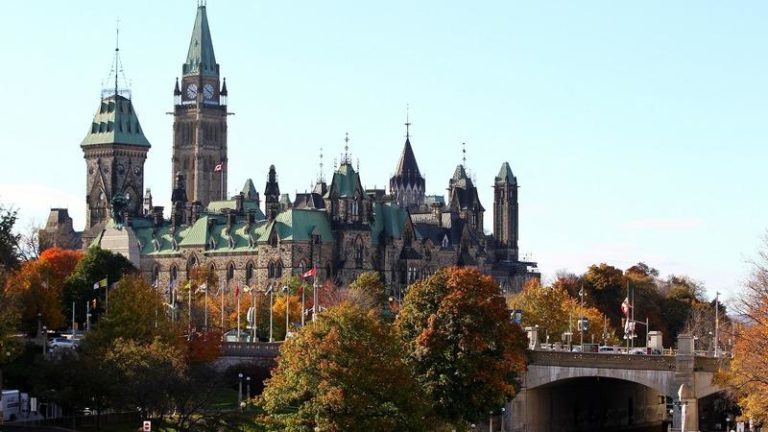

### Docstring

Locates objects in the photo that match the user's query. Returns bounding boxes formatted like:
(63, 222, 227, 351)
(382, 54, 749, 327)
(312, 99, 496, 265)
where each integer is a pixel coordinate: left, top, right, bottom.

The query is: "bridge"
(217, 334, 728, 432)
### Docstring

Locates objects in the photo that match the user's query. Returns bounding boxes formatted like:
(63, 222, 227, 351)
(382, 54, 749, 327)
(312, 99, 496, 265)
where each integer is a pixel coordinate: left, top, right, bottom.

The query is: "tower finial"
(461, 142, 467, 167)
(114, 18, 119, 97)
(405, 104, 411, 139)
(344, 132, 350, 164)
(318, 147, 324, 182)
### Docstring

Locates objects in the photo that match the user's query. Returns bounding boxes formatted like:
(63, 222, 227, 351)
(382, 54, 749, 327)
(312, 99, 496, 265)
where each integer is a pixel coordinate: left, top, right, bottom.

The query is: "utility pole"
(714, 291, 720, 358)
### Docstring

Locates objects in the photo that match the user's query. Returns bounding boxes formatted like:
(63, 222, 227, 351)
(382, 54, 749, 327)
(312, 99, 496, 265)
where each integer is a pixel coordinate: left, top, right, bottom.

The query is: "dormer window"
(442, 235, 449, 248)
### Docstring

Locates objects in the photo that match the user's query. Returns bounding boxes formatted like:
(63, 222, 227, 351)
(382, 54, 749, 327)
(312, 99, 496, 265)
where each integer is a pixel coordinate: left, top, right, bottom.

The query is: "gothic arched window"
(227, 262, 235, 283)
(245, 261, 255, 285)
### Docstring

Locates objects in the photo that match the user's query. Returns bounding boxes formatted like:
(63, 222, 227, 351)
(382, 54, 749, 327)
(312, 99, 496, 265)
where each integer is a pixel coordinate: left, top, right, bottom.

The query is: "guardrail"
(221, 342, 282, 358)
(529, 350, 677, 371)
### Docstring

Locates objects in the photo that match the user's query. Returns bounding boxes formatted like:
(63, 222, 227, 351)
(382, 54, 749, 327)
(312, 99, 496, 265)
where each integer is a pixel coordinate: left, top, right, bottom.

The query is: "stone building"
(47, 3, 539, 299)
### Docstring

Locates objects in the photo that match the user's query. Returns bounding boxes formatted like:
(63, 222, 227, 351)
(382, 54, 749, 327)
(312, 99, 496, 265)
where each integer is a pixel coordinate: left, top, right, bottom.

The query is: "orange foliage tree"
(396, 267, 528, 426)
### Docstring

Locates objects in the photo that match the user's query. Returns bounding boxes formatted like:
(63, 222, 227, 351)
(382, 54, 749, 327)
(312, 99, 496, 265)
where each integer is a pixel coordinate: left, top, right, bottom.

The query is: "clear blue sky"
(2, 1, 767, 303)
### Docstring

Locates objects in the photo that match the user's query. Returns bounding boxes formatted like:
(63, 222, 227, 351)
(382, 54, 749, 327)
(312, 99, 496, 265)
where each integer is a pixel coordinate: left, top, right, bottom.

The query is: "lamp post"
(501, 407, 505, 432)
(579, 287, 585, 347)
(237, 373, 243, 407)
(282, 285, 290, 340)
(267, 284, 275, 342)
(489, 411, 493, 432)
(246, 376, 251, 404)
(42, 326, 47, 357)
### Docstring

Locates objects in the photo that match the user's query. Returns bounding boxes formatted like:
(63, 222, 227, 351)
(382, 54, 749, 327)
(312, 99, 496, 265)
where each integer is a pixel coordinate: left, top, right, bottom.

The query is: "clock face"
(186, 83, 198, 100)
(203, 83, 215, 100)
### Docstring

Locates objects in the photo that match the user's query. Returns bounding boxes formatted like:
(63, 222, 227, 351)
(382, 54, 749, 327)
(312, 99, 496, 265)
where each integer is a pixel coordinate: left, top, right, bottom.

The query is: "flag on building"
(214, 162, 224, 172)
(196, 283, 207, 294)
(621, 297, 631, 316)
(234, 284, 240, 297)
(301, 267, 316, 279)
(93, 278, 107, 290)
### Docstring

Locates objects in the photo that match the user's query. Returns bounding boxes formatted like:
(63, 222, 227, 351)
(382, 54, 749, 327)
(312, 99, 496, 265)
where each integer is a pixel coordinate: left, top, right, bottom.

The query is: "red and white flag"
(234, 284, 240, 298)
(214, 162, 224, 172)
(621, 297, 631, 316)
(301, 267, 317, 279)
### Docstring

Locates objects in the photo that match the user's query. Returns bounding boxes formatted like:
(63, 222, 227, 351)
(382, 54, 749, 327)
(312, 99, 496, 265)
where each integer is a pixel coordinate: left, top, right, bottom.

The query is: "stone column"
(671, 334, 698, 432)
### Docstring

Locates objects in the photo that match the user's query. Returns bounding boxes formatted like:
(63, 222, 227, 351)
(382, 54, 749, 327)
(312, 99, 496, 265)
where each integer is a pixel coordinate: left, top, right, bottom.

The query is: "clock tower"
(172, 2, 228, 208)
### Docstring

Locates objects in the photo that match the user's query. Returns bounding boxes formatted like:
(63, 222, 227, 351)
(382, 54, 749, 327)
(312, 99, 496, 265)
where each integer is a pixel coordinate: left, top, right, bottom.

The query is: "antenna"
(461, 142, 467, 167)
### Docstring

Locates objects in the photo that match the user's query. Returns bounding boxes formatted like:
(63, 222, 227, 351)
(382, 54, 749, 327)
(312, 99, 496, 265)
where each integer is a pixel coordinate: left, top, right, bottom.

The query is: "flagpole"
(237, 285, 241, 340)
(312, 265, 318, 323)
(188, 283, 192, 338)
(301, 280, 306, 327)
(204, 288, 208, 331)
(105, 279, 109, 312)
(221, 279, 225, 329)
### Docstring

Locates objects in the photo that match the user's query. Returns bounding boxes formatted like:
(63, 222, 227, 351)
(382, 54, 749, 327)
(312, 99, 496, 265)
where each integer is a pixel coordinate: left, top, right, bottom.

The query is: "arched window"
(227, 262, 236, 283)
(354, 238, 364, 268)
(151, 264, 160, 287)
(170, 265, 178, 282)
(187, 255, 198, 280)
(245, 261, 254, 285)
(276, 261, 283, 278)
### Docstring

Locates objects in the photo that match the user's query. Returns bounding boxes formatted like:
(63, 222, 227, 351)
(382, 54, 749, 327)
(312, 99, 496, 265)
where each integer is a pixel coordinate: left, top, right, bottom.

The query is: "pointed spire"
(318, 147, 325, 182)
(495, 162, 517, 184)
(184, 2, 219, 77)
(102, 17, 130, 100)
(220, 77, 228, 96)
(174, 77, 181, 96)
(461, 142, 467, 167)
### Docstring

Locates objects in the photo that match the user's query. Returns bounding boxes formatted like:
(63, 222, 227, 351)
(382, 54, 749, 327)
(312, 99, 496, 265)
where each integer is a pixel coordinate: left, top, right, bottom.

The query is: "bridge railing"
(221, 341, 282, 357)
(529, 350, 677, 371)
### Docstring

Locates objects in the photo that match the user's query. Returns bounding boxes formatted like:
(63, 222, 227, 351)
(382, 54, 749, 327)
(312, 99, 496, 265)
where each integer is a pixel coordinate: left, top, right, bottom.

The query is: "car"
(598, 346, 621, 354)
(222, 330, 251, 342)
(48, 337, 78, 350)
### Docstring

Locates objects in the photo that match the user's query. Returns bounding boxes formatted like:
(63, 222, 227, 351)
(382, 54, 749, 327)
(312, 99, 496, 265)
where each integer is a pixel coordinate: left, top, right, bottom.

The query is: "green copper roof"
(452, 164, 468, 181)
(328, 162, 363, 198)
(206, 200, 265, 218)
(370, 202, 408, 245)
(183, 5, 218, 77)
(81, 95, 151, 148)
(495, 162, 516, 184)
(273, 209, 333, 242)
(241, 179, 258, 200)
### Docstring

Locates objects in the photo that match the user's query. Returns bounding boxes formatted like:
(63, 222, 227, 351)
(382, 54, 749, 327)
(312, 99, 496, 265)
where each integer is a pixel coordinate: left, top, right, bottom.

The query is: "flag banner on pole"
(214, 162, 224, 172)
(234, 284, 240, 298)
(196, 283, 207, 294)
(93, 278, 107, 290)
(621, 297, 631, 316)
(301, 268, 316, 279)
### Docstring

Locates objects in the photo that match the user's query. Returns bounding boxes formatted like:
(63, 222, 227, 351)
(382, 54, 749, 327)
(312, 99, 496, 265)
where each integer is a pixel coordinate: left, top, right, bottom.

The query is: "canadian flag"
(301, 267, 317, 279)
(621, 297, 631, 316)
(214, 162, 224, 172)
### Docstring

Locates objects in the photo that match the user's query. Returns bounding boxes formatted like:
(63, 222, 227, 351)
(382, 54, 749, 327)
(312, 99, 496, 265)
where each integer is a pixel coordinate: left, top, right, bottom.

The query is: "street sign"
(143, 420, 151, 431)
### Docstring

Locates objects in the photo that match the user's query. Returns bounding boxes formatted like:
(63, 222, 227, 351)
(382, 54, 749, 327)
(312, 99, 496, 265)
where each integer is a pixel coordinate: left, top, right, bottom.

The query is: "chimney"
(152, 206, 164, 227)
(432, 203, 443, 227)
(226, 209, 237, 232)
(189, 201, 203, 224)
(235, 193, 244, 215)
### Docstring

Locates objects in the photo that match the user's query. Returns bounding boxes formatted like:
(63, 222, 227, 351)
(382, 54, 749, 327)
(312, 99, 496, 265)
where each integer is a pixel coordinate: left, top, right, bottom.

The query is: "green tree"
(396, 267, 528, 426)
(84, 274, 176, 351)
(62, 247, 137, 325)
(104, 337, 187, 423)
(260, 303, 431, 431)
(0, 204, 20, 269)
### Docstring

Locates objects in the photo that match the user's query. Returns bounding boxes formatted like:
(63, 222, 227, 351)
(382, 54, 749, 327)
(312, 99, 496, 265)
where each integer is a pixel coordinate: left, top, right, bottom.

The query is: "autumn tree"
(508, 279, 618, 346)
(396, 267, 528, 426)
(719, 237, 768, 420)
(260, 303, 431, 431)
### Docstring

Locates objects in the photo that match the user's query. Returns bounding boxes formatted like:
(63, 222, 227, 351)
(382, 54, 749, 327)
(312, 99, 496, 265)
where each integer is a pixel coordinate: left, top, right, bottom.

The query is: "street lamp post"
(42, 326, 47, 357)
(246, 376, 251, 404)
(237, 373, 243, 407)
(501, 407, 505, 432)
(489, 411, 493, 432)
(579, 287, 585, 347)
